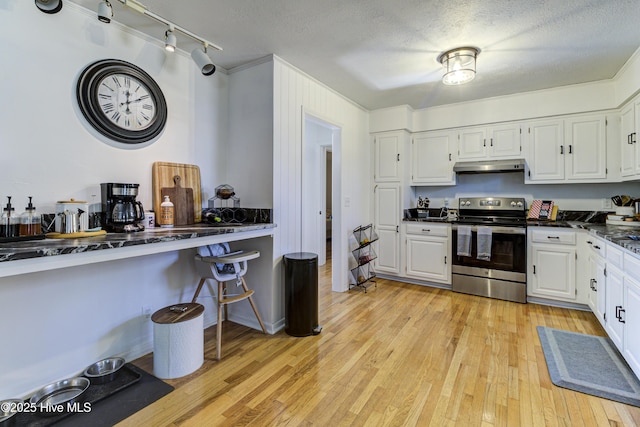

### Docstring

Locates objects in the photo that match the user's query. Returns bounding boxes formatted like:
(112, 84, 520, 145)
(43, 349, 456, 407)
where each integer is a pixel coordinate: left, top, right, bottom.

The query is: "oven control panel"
(458, 197, 526, 211)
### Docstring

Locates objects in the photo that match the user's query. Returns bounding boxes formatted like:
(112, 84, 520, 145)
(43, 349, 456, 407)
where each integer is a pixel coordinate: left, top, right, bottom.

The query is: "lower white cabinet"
(405, 223, 451, 284)
(528, 228, 577, 301)
(623, 278, 640, 377)
(605, 264, 625, 350)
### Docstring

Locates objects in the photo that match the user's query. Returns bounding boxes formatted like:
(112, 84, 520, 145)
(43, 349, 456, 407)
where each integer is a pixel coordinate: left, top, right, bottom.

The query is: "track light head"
(191, 46, 216, 76)
(97, 1, 113, 23)
(35, 0, 63, 14)
(165, 29, 177, 52)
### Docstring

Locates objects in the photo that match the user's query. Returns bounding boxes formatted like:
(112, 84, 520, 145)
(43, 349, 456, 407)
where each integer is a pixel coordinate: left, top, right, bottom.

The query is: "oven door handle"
(451, 224, 526, 235)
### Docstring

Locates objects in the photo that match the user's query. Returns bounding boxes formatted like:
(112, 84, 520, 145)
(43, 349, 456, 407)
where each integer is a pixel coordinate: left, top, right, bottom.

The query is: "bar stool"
(193, 243, 267, 360)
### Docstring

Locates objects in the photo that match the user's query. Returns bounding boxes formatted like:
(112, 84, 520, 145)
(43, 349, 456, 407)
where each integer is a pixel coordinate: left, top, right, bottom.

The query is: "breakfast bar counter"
(0, 224, 276, 278)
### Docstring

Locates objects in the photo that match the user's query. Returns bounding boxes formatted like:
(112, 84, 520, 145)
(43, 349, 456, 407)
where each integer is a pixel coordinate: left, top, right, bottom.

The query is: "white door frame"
(302, 108, 345, 292)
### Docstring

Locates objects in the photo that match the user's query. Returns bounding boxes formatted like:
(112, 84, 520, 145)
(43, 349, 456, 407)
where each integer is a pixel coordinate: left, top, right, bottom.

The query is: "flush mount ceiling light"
(97, 0, 113, 23)
(437, 47, 480, 85)
(164, 27, 177, 52)
(35, 0, 63, 14)
(96, 0, 222, 76)
(191, 44, 216, 75)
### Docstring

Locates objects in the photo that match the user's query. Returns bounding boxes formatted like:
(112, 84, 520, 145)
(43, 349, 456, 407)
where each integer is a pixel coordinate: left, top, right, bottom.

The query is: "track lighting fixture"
(165, 28, 177, 52)
(97, 0, 113, 23)
(191, 45, 216, 76)
(35, 0, 63, 14)
(93, 0, 222, 76)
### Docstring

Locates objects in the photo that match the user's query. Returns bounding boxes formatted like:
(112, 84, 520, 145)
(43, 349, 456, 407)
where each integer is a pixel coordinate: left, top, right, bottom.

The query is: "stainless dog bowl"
(29, 377, 90, 415)
(83, 357, 125, 384)
(0, 399, 21, 426)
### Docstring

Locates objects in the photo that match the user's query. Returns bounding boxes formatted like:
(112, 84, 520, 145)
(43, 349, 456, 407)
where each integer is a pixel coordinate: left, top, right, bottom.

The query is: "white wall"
(272, 57, 370, 297)
(0, 2, 229, 399)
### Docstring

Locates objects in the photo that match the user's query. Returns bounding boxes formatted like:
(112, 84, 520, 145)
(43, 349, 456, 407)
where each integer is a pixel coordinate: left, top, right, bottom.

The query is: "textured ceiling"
(66, 0, 640, 110)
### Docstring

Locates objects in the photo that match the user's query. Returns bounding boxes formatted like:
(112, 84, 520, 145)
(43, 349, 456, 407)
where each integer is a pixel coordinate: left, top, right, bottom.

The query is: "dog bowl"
(0, 399, 21, 426)
(83, 357, 125, 384)
(29, 377, 90, 415)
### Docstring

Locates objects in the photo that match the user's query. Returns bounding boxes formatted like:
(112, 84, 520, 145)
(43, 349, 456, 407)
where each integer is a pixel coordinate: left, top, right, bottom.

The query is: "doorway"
(302, 111, 343, 292)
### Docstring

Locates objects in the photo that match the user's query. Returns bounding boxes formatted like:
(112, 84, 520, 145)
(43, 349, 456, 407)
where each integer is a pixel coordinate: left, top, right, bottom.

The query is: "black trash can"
(284, 252, 322, 336)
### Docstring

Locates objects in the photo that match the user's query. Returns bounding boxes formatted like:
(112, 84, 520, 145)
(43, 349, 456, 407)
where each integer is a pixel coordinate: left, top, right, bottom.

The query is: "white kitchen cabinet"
(405, 223, 451, 284)
(565, 114, 607, 181)
(374, 184, 401, 275)
(526, 114, 607, 183)
(605, 264, 625, 350)
(622, 277, 640, 378)
(457, 122, 522, 161)
(373, 131, 408, 182)
(528, 228, 577, 301)
(620, 98, 640, 179)
(411, 130, 456, 185)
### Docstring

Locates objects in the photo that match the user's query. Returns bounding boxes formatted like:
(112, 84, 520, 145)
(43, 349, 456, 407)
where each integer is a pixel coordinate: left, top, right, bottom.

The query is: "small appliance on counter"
(101, 183, 145, 232)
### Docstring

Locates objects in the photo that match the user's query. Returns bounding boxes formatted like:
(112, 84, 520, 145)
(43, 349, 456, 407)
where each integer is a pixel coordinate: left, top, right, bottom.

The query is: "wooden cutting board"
(161, 176, 194, 226)
(152, 162, 202, 224)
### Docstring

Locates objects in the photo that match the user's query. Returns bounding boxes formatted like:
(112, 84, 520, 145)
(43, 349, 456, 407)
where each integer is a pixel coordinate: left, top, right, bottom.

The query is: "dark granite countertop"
(0, 223, 276, 263)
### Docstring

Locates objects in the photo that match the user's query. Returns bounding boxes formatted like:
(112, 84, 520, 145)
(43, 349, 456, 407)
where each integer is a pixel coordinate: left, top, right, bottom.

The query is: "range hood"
(453, 159, 525, 174)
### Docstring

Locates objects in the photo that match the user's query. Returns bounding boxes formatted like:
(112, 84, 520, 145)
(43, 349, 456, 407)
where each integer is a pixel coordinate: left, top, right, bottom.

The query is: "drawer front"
(405, 223, 449, 237)
(625, 252, 640, 283)
(607, 243, 624, 270)
(530, 229, 576, 245)
(586, 236, 606, 258)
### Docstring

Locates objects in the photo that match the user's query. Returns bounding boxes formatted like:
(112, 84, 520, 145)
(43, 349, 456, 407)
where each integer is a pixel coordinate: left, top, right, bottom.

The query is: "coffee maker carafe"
(101, 183, 145, 232)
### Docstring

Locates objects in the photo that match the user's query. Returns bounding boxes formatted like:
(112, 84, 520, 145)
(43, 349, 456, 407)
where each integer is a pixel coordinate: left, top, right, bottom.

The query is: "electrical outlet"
(603, 198, 612, 209)
(142, 306, 152, 318)
(443, 198, 449, 207)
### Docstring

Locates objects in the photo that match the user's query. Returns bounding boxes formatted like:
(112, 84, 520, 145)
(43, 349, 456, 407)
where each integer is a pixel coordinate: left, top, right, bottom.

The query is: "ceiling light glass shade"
(165, 31, 177, 52)
(438, 47, 479, 85)
(97, 1, 113, 23)
(191, 47, 216, 76)
(35, 0, 63, 14)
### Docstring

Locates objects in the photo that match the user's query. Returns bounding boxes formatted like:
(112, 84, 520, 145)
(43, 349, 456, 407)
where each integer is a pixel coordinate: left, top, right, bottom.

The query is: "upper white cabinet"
(411, 130, 456, 185)
(457, 123, 522, 161)
(620, 98, 640, 179)
(526, 114, 607, 183)
(373, 131, 408, 182)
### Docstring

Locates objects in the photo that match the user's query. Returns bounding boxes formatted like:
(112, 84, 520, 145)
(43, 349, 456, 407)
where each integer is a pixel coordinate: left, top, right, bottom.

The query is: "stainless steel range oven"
(451, 197, 527, 303)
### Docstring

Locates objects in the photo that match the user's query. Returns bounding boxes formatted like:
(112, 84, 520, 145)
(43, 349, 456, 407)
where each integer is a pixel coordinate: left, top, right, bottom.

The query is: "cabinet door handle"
(449, 153, 452, 161)
(547, 236, 560, 240)
(568, 145, 572, 154)
(616, 306, 626, 323)
(533, 265, 536, 274)
(397, 153, 400, 162)
(633, 132, 637, 144)
(444, 256, 447, 265)
(560, 145, 564, 155)
(593, 245, 601, 250)
(421, 229, 431, 233)
(629, 134, 633, 145)
(483, 139, 486, 147)
(396, 225, 399, 233)
(587, 240, 593, 245)
(490, 138, 493, 147)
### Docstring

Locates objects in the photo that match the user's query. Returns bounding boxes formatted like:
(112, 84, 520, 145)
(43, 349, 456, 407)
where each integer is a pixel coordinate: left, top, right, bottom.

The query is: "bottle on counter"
(160, 195, 174, 228)
(1, 196, 19, 238)
(20, 196, 42, 236)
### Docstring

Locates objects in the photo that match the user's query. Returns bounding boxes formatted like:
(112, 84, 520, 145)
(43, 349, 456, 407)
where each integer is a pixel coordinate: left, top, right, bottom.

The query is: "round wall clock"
(76, 59, 168, 144)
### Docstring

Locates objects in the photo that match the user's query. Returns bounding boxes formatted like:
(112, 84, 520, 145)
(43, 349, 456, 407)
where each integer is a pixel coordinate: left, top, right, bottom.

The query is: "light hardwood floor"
(124, 256, 640, 426)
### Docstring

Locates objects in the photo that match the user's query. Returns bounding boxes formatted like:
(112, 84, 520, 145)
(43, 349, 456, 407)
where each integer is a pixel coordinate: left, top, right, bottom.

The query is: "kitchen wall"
(0, 2, 230, 398)
(414, 173, 640, 211)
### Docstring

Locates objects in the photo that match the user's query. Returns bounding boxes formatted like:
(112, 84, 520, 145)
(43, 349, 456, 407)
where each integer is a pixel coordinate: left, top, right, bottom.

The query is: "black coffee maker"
(101, 183, 145, 232)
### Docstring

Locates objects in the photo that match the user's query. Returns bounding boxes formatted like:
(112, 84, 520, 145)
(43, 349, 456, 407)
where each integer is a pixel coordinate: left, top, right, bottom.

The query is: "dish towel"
(477, 226, 492, 261)
(457, 226, 472, 257)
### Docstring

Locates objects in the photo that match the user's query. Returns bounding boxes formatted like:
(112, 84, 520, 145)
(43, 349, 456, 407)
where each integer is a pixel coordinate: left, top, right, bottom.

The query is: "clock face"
(96, 73, 157, 131)
(77, 60, 167, 144)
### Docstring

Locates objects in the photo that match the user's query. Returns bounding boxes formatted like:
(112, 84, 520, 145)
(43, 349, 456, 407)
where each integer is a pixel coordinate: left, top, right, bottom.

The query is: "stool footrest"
(219, 289, 254, 305)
